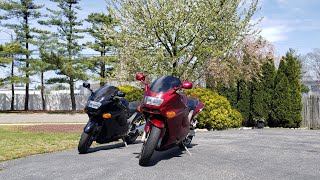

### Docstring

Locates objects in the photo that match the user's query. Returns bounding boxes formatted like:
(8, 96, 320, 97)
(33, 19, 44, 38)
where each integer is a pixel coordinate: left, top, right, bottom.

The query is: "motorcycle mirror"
(117, 91, 126, 97)
(182, 81, 193, 89)
(135, 74, 145, 81)
(83, 82, 91, 89)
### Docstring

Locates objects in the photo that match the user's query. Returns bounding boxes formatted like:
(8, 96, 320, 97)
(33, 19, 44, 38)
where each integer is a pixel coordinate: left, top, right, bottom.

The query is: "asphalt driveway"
(0, 129, 320, 180)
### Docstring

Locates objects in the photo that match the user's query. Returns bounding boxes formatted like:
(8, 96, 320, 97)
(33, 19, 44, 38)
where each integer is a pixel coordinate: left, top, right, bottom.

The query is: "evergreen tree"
(255, 59, 276, 124)
(30, 31, 57, 110)
(236, 80, 251, 126)
(274, 57, 287, 86)
(283, 49, 302, 128)
(270, 72, 291, 127)
(39, 0, 86, 110)
(0, 0, 44, 110)
(0, 42, 29, 110)
(85, 12, 119, 87)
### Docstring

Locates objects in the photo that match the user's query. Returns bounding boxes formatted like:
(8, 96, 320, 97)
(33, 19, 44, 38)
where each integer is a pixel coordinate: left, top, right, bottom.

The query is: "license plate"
(88, 101, 102, 109)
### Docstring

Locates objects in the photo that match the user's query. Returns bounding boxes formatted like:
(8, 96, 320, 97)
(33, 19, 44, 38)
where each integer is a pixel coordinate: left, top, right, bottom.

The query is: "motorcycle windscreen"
(150, 75, 182, 93)
(92, 85, 119, 102)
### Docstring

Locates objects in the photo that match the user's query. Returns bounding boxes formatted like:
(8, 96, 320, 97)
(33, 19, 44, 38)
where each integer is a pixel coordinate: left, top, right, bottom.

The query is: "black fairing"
(86, 85, 128, 115)
(91, 85, 118, 103)
(85, 85, 130, 143)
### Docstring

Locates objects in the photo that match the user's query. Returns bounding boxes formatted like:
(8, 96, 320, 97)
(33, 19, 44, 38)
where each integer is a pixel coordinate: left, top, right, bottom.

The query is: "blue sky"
(256, 0, 320, 56)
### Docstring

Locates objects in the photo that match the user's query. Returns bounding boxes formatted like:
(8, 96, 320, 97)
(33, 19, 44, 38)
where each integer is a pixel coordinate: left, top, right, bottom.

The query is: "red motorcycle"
(136, 74, 204, 165)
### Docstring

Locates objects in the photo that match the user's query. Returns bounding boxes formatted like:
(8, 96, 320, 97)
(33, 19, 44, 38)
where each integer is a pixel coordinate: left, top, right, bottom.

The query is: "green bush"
(185, 88, 242, 130)
(118, 85, 143, 102)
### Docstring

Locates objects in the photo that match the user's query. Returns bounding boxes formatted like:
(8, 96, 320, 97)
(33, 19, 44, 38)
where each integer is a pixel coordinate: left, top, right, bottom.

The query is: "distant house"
(50, 89, 81, 95)
(302, 79, 320, 94)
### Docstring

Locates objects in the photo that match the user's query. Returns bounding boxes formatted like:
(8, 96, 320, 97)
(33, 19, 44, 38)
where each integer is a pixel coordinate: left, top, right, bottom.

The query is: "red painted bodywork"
(193, 102, 205, 120)
(140, 79, 191, 151)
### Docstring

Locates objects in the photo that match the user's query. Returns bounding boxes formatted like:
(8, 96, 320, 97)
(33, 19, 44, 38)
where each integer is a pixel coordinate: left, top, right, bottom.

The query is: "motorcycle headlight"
(145, 96, 163, 106)
(87, 100, 102, 109)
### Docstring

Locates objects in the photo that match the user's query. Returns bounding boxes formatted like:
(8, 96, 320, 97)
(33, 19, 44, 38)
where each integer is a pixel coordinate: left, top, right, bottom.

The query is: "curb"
(0, 123, 86, 126)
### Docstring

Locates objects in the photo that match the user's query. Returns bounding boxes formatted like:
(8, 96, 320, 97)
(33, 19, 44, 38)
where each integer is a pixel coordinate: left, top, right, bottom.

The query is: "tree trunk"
(41, 72, 46, 110)
(10, 60, 14, 111)
(236, 80, 240, 105)
(248, 82, 255, 127)
(24, 60, 29, 110)
(70, 78, 76, 111)
(100, 52, 105, 87)
(24, 11, 30, 111)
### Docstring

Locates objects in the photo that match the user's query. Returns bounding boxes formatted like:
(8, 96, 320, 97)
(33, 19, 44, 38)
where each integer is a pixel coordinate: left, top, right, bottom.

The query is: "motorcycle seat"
(187, 97, 199, 111)
(128, 101, 141, 113)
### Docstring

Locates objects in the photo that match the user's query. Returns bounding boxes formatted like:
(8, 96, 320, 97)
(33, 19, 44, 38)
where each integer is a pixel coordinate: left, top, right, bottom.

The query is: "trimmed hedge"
(185, 88, 242, 130)
(118, 85, 143, 102)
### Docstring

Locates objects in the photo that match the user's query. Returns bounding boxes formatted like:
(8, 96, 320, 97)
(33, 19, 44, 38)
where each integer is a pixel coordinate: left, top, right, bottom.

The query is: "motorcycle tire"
(125, 129, 139, 144)
(139, 126, 161, 166)
(78, 131, 94, 154)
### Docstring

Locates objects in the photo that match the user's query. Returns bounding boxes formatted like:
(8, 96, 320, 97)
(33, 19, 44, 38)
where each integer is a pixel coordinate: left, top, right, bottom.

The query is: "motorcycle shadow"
(85, 140, 144, 154)
(135, 143, 198, 167)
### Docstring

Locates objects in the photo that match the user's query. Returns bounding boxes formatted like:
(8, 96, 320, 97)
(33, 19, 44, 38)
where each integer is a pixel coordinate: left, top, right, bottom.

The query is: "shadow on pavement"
(136, 143, 198, 167)
(81, 140, 143, 154)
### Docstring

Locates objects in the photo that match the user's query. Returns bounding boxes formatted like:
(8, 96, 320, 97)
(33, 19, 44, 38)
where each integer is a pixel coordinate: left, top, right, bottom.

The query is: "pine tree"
(39, 0, 86, 110)
(0, 42, 29, 110)
(270, 72, 291, 127)
(255, 59, 276, 124)
(85, 12, 119, 87)
(283, 49, 302, 128)
(235, 80, 251, 126)
(0, 0, 44, 110)
(29, 31, 57, 110)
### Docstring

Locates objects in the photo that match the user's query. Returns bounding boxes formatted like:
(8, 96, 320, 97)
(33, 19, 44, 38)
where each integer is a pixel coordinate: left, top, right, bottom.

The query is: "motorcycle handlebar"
(112, 96, 127, 110)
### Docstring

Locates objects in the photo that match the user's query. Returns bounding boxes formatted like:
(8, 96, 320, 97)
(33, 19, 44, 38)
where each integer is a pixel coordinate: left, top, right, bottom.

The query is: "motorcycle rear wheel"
(125, 129, 139, 144)
(78, 132, 94, 154)
(139, 126, 161, 166)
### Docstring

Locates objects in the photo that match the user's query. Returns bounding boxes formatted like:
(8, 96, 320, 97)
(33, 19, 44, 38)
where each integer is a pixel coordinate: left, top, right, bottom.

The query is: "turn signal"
(166, 111, 176, 118)
(137, 105, 141, 112)
(102, 113, 112, 119)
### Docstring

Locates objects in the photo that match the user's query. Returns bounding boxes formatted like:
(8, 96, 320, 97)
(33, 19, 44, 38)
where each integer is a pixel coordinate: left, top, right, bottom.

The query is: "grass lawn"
(0, 126, 80, 162)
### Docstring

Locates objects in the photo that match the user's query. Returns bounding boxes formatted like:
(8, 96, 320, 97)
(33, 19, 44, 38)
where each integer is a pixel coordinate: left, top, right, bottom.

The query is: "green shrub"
(185, 88, 242, 130)
(118, 85, 143, 102)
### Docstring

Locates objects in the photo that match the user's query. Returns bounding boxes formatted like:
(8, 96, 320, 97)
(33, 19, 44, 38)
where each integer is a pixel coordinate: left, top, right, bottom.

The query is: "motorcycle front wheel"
(78, 131, 94, 154)
(139, 126, 161, 166)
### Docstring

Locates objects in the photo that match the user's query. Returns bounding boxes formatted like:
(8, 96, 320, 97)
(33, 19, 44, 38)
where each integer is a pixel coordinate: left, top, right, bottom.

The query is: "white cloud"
(257, 17, 291, 42)
(276, 0, 288, 4)
(260, 25, 289, 42)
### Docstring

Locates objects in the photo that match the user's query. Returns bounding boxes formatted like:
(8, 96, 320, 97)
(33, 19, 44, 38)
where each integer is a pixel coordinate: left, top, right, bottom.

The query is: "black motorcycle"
(78, 83, 144, 154)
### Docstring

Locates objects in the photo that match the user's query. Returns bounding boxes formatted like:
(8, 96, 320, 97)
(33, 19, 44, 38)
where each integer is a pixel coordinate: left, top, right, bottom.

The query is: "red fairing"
(193, 102, 205, 118)
(137, 74, 206, 165)
(139, 76, 191, 151)
(150, 119, 165, 129)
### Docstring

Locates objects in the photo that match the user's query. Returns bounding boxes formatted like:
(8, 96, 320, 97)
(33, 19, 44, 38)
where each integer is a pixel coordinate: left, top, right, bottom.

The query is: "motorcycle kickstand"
(182, 143, 192, 155)
(122, 137, 128, 147)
